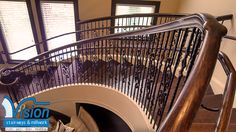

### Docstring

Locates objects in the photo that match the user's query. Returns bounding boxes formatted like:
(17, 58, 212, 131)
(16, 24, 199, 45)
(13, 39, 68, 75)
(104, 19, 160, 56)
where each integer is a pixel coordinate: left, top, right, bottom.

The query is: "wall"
(33, 84, 155, 132)
(178, 0, 236, 107)
(78, 0, 181, 20)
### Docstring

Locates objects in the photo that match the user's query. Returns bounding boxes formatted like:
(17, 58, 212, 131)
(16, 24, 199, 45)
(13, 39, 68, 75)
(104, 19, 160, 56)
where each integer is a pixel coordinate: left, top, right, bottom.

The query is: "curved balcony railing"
(0, 13, 227, 131)
(1, 13, 184, 58)
(2, 13, 230, 59)
(77, 13, 185, 39)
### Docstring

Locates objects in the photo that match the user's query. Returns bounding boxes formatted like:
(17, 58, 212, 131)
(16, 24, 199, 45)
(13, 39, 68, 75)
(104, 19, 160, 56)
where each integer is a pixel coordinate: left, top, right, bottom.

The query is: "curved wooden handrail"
(2, 13, 230, 57)
(215, 52, 236, 132)
(0, 14, 206, 72)
(158, 14, 227, 131)
(77, 13, 186, 24)
(216, 14, 233, 21)
(1, 13, 184, 56)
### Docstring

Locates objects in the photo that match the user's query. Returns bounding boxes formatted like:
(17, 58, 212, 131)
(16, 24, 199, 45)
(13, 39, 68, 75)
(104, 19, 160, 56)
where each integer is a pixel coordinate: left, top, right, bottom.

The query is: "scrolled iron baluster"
(61, 63, 70, 82)
(135, 49, 143, 102)
(145, 53, 156, 100)
(107, 40, 114, 84)
(76, 58, 83, 83)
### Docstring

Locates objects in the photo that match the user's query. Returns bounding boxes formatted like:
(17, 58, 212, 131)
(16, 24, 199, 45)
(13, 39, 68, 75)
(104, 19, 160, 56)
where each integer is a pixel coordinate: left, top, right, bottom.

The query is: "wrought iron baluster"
(149, 32, 166, 122)
(145, 33, 161, 116)
(141, 34, 157, 110)
(154, 29, 189, 127)
(138, 35, 152, 106)
(185, 29, 202, 79)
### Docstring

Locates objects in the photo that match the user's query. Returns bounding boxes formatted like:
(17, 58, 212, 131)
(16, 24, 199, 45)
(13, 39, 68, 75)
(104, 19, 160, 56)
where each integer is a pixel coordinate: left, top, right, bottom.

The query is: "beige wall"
(78, 0, 181, 20)
(177, 0, 236, 107)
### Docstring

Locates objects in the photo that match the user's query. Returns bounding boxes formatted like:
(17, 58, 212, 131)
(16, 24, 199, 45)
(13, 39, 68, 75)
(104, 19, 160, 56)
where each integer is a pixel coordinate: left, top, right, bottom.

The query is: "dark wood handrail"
(215, 14, 236, 41)
(3, 13, 233, 57)
(77, 13, 186, 24)
(1, 13, 185, 56)
(216, 14, 233, 21)
(158, 14, 227, 131)
(215, 51, 236, 132)
(0, 14, 206, 73)
(224, 35, 236, 41)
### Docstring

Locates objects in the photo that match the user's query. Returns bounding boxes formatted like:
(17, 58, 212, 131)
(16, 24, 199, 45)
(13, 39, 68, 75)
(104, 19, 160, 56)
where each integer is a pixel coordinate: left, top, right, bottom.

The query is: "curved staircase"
(0, 13, 236, 131)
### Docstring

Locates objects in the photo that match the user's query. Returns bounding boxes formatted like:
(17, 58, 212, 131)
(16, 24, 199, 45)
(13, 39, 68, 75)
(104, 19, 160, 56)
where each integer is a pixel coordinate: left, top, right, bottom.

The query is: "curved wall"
(32, 84, 155, 132)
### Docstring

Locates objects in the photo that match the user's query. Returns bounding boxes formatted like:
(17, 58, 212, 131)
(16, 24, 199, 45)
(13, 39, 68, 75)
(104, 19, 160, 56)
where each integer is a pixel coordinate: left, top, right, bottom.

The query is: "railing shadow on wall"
(0, 13, 234, 131)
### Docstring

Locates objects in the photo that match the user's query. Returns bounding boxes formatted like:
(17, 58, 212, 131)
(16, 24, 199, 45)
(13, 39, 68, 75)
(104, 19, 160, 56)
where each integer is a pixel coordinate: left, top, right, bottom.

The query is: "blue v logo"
(1, 96, 50, 119)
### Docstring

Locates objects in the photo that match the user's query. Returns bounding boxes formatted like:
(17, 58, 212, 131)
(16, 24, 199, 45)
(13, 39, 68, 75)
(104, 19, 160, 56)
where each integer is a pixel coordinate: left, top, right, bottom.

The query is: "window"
(0, 0, 79, 63)
(0, 0, 39, 61)
(115, 4, 156, 15)
(36, 0, 79, 51)
(111, 0, 160, 33)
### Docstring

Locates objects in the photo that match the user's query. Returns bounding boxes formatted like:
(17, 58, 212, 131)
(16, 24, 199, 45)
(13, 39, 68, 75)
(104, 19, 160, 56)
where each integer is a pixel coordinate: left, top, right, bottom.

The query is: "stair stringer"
(28, 84, 155, 132)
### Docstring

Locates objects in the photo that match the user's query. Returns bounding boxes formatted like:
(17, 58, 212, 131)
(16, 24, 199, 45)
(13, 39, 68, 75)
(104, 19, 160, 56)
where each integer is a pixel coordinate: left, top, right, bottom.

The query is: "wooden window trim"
(111, 0, 161, 16)
(111, 0, 160, 34)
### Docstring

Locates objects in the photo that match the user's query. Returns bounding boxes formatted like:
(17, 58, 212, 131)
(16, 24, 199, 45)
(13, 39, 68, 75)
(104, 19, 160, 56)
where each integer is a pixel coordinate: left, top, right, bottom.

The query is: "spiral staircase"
(0, 13, 236, 131)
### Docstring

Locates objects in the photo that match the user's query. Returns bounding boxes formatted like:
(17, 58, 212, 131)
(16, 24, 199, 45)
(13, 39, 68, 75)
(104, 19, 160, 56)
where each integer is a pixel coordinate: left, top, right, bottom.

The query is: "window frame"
(111, 0, 161, 16)
(111, 0, 160, 34)
(35, 0, 79, 52)
(0, 0, 40, 64)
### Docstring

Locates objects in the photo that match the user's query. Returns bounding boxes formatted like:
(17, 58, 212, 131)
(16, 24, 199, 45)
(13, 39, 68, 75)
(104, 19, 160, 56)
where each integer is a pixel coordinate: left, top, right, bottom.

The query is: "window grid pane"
(0, 1, 37, 60)
(41, 1, 76, 50)
(115, 4, 155, 33)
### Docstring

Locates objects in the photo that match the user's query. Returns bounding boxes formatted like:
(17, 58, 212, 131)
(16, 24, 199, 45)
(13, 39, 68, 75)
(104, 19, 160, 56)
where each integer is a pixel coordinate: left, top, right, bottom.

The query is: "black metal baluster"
(185, 29, 202, 79)
(118, 39, 123, 91)
(55, 51, 61, 86)
(131, 36, 139, 100)
(126, 37, 131, 95)
(116, 39, 120, 89)
(101, 40, 104, 84)
(144, 33, 160, 115)
(128, 36, 134, 97)
(148, 32, 166, 122)
(167, 28, 194, 112)
(141, 34, 156, 110)
(138, 35, 151, 106)
(154, 29, 189, 127)
(151, 30, 172, 126)
(105, 39, 108, 86)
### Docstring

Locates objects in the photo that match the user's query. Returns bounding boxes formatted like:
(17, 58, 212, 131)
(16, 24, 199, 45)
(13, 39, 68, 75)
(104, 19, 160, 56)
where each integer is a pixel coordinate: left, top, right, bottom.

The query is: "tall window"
(0, 0, 79, 63)
(36, 0, 79, 51)
(111, 0, 160, 33)
(0, 0, 39, 61)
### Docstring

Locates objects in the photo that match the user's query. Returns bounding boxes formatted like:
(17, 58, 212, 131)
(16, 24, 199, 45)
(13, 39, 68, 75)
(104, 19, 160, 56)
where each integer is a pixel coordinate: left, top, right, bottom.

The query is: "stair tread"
(194, 108, 236, 123)
(202, 94, 223, 108)
(191, 123, 236, 132)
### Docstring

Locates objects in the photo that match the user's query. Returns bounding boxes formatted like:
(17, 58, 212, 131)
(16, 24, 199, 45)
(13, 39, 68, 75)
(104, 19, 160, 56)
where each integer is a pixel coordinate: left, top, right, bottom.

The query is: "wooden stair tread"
(194, 108, 236, 123)
(190, 123, 236, 132)
(202, 94, 223, 108)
